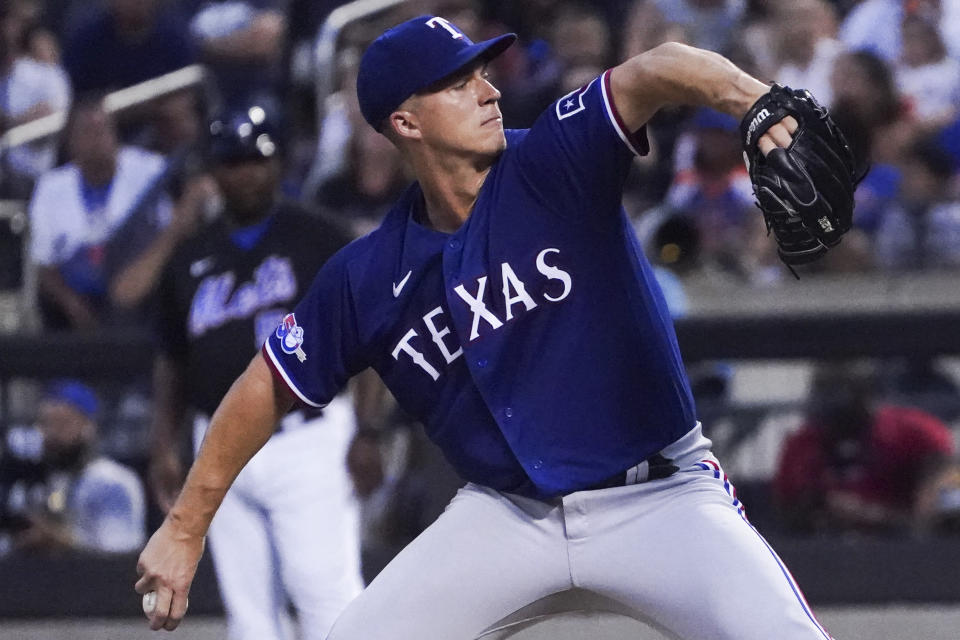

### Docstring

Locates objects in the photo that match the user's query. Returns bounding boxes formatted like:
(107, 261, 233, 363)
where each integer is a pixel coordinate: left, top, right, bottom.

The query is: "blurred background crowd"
(2, 0, 960, 609)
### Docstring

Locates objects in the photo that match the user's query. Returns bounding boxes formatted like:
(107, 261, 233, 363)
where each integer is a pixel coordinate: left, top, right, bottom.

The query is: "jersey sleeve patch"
(555, 78, 595, 120)
(275, 312, 307, 361)
(599, 69, 649, 157)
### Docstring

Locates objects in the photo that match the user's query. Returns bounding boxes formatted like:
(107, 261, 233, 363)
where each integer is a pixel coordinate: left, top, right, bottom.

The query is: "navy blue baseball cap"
(357, 15, 516, 130)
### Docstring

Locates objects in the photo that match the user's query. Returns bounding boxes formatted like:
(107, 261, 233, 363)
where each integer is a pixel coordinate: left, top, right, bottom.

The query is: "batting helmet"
(207, 104, 281, 164)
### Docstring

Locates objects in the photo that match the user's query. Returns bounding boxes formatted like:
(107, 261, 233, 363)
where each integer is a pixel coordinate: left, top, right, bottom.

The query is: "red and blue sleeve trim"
(600, 69, 650, 157)
(260, 342, 325, 408)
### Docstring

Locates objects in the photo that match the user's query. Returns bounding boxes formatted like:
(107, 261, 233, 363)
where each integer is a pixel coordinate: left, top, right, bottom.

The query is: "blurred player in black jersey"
(148, 104, 366, 640)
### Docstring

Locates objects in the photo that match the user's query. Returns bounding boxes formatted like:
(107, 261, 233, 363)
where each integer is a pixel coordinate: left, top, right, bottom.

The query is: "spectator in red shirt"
(774, 364, 955, 533)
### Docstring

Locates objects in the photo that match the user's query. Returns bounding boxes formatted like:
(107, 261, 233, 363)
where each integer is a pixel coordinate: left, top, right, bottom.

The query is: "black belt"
(585, 453, 679, 491)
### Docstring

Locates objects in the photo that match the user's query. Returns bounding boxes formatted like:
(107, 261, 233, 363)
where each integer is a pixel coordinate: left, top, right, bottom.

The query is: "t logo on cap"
(356, 15, 516, 130)
(426, 16, 463, 39)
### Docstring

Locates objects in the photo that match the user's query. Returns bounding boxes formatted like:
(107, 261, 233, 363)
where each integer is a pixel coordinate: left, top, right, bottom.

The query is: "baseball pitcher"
(136, 15, 860, 639)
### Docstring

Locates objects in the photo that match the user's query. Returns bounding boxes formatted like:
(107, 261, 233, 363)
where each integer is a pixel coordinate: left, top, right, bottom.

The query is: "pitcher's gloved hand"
(741, 84, 866, 269)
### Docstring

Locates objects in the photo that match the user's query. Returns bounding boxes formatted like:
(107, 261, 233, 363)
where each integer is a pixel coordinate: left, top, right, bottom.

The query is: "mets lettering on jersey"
(189, 255, 297, 338)
(263, 70, 696, 498)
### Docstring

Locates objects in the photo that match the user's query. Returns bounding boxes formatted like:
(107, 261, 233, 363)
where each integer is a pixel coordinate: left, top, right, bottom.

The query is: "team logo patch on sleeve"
(555, 77, 596, 120)
(276, 313, 307, 362)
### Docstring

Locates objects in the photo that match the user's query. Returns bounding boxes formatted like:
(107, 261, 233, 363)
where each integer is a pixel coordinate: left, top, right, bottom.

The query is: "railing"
(301, 0, 407, 201)
(0, 64, 208, 152)
(313, 0, 407, 115)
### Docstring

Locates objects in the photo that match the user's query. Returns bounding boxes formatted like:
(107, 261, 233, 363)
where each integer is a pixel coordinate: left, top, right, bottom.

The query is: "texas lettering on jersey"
(264, 71, 696, 499)
(189, 255, 297, 338)
(392, 247, 572, 381)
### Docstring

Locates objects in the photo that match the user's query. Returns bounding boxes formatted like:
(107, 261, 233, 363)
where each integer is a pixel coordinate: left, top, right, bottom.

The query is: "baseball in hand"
(142, 591, 157, 615)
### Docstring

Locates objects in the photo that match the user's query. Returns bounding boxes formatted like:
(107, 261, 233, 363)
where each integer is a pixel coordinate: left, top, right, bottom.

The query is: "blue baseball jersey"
(264, 70, 697, 498)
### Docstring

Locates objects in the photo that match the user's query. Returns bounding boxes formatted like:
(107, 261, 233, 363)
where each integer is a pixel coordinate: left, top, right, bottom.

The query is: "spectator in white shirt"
(0, 6, 71, 190)
(28, 96, 171, 330)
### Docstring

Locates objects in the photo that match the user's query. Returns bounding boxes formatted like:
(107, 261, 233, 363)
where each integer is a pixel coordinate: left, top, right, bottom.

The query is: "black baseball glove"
(740, 84, 865, 270)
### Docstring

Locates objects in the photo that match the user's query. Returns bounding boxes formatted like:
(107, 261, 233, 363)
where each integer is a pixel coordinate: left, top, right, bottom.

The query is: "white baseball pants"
(195, 395, 364, 640)
(326, 426, 832, 640)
